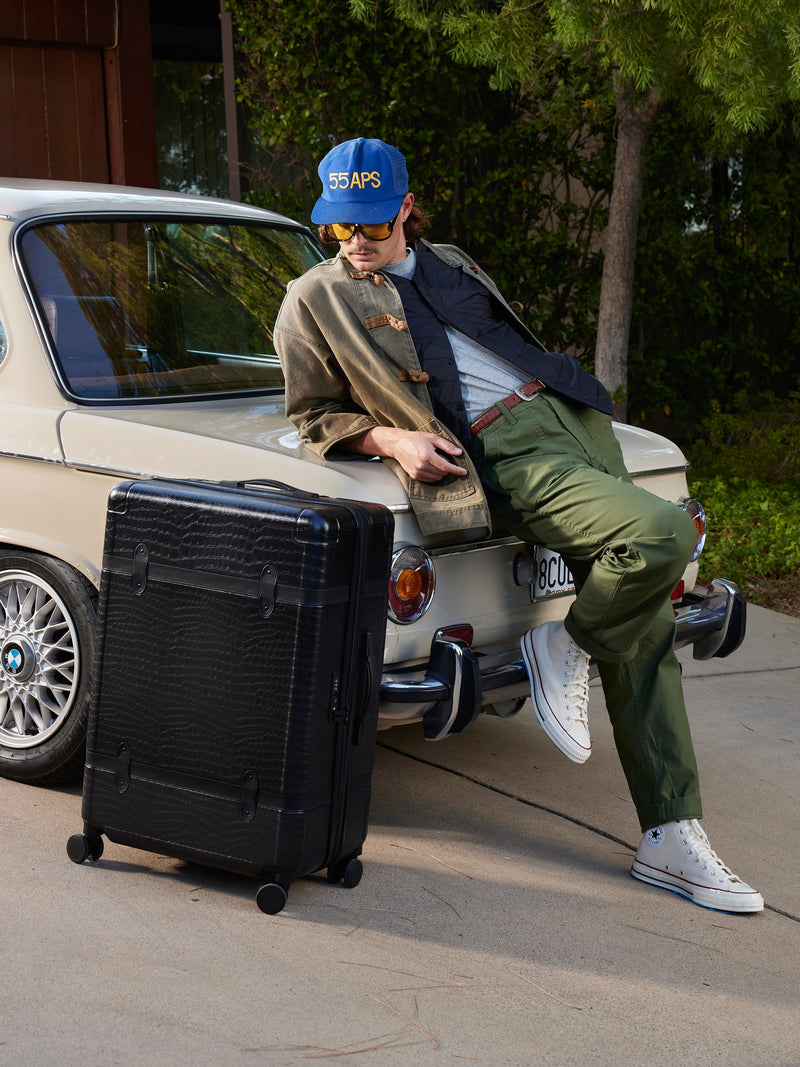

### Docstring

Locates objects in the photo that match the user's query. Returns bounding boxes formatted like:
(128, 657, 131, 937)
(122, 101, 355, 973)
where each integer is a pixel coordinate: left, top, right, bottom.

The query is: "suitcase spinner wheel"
(327, 855, 363, 888)
(67, 831, 104, 864)
(256, 878, 290, 915)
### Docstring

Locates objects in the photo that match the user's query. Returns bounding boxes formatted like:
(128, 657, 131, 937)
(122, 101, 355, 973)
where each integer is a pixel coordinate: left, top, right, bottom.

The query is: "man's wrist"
(343, 426, 393, 458)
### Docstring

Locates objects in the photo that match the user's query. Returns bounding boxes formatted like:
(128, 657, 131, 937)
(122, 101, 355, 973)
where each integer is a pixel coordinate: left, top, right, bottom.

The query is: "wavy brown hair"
(318, 202, 431, 245)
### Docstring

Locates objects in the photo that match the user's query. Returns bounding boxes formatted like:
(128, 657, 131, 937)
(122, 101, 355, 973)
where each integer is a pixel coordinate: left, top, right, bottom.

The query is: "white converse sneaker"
(520, 620, 591, 763)
(631, 819, 764, 913)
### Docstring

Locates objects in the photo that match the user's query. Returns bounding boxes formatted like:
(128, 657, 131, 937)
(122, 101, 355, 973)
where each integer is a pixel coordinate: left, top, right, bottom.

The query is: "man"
(274, 137, 763, 914)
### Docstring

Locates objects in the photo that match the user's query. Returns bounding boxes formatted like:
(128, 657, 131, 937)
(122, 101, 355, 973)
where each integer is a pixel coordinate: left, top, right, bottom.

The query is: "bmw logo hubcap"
(2, 638, 36, 683)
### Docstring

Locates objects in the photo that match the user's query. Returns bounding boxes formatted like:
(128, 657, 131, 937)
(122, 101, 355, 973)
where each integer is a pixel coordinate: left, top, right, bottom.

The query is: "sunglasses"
(329, 216, 397, 242)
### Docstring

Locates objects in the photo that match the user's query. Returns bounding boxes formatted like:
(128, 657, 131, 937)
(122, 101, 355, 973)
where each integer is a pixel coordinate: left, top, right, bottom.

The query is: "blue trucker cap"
(311, 138, 409, 224)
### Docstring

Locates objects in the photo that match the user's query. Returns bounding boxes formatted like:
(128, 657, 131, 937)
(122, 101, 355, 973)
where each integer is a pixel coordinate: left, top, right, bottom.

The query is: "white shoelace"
(680, 819, 739, 882)
(564, 643, 590, 725)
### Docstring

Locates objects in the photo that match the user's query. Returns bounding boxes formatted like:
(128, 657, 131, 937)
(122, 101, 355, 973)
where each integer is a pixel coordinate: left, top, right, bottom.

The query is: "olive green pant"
(471, 391, 703, 831)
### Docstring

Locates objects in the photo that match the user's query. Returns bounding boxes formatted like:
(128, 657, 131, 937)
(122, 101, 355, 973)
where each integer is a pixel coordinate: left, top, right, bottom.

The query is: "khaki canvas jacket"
(274, 240, 538, 538)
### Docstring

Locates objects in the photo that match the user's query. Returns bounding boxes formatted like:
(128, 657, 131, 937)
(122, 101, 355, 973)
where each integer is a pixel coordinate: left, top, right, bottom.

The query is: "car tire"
(0, 550, 97, 785)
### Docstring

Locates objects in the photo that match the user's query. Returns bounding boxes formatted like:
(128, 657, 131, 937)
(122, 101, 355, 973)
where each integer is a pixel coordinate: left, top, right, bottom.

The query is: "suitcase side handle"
(222, 479, 321, 500)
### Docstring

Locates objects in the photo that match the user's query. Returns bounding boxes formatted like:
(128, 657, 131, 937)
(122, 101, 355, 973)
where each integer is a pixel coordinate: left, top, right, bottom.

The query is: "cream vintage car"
(0, 178, 745, 784)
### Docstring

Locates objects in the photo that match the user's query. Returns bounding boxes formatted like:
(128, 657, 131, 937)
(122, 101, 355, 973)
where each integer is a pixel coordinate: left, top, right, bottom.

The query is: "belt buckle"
(514, 381, 540, 402)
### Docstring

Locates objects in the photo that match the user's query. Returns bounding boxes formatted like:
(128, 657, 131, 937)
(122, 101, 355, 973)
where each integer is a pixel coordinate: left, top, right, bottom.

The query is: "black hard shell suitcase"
(67, 478, 393, 913)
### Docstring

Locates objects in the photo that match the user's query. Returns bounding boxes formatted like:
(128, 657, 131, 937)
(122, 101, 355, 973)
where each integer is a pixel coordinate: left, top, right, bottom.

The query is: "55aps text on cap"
(311, 137, 409, 225)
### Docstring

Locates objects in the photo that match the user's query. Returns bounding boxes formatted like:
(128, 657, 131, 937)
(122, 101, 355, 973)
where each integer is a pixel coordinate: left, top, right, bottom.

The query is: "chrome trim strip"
(435, 638, 465, 739)
(0, 449, 64, 466)
(64, 461, 153, 479)
(633, 464, 690, 478)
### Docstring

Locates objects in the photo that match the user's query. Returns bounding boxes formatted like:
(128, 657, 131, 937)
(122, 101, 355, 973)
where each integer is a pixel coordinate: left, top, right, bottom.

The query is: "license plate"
(532, 547, 575, 600)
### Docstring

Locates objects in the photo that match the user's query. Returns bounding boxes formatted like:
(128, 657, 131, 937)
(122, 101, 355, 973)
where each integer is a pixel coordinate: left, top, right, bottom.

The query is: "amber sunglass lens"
(330, 220, 394, 241)
(362, 222, 393, 239)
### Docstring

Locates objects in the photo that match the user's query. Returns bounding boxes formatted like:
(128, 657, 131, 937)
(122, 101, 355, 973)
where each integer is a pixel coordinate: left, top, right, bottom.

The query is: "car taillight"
(680, 498, 707, 561)
(387, 546, 435, 624)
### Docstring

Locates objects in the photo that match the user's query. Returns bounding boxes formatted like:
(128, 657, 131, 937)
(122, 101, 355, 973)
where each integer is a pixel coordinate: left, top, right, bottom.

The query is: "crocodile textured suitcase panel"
(69, 479, 393, 913)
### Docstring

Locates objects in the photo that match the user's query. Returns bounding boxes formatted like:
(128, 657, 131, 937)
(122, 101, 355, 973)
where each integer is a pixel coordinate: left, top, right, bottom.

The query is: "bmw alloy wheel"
(0, 552, 96, 784)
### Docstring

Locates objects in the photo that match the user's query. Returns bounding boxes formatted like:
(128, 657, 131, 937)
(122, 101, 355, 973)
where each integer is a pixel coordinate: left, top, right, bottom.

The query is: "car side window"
(18, 218, 324, 401)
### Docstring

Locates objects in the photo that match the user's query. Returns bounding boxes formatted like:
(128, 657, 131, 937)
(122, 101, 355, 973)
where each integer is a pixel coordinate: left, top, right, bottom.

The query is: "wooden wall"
(0, 0, 158, 187)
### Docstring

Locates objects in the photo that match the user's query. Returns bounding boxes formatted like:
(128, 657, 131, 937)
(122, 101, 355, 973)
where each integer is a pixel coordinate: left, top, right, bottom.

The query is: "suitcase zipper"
(326, 503, 375, 869)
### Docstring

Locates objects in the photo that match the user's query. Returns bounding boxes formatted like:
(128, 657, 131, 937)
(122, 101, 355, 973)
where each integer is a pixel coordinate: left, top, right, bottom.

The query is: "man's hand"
(345, 426, 468, 482)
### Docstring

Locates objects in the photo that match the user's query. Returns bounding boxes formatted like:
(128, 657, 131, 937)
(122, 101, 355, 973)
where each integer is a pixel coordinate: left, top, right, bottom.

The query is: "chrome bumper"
(378, 578, 746, 739)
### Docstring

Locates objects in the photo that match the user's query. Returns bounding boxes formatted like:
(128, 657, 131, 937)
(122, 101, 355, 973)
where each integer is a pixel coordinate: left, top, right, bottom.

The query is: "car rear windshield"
(19, 217, 323, 401)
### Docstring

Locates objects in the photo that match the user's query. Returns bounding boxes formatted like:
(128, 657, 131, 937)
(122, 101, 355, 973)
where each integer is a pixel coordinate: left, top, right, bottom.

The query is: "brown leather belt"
(469, 379, 546, 437)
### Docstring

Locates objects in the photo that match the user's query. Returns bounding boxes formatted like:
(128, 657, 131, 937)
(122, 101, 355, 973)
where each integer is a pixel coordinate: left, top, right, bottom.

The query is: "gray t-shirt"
(383, 249, 528, 419)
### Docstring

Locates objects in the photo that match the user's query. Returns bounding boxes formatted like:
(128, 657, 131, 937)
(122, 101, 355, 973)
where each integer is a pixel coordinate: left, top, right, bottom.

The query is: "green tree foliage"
(688, 393, 800, 601)
(547, 0, 800, 137)
(551, 2, 800, 415)
(629, 105, 800, 434)
(225, 0, 615, 354)
(352, 0, 800, 417)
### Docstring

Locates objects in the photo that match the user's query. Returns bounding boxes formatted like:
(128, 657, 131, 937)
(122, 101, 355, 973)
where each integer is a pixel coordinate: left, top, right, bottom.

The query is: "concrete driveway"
(2, 603, 799, 1065)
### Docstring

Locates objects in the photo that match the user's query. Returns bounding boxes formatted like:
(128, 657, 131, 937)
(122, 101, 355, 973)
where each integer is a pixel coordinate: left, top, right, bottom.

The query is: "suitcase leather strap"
(103, 550, 354, 608)
(90, 751, 331, 814)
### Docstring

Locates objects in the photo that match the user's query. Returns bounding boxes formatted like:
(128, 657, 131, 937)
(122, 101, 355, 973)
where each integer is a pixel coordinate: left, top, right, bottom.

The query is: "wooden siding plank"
(73, 48, 109, 181)
(9, 45, 50, 178)
(42, 46, 81, 181)
(22, 0, 58, 43)
(54, 0, 90, 45)
(84, 0, 116, 49)
(0, 46, 19, 175)
(0, 7, 26, 39)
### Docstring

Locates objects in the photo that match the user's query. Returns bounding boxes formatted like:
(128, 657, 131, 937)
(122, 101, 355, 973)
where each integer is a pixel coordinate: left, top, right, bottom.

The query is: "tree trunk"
(595, 79, 660, 421)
